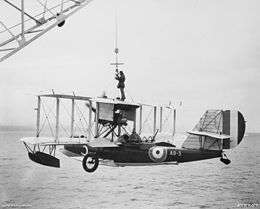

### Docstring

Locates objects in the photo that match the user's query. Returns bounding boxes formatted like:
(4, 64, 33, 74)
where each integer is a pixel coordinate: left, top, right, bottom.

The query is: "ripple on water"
(197, 204, 211, 209)
(166, 201, 185, 207)
(0, 157, 15, 161)
(58, 176, 69, 179)
(133, 185, 144, 189)
(130, 198, 138, 202)
(0, 132, 259, 209)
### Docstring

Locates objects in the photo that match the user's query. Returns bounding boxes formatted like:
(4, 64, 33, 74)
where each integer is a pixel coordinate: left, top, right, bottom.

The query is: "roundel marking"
(148, 146, 167, 163)
(223, 110, 246, 149)
(237, 111, 245, 145)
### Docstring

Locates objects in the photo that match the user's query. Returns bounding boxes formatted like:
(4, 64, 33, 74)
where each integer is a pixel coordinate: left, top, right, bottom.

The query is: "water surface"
(0, 131, 259, 209)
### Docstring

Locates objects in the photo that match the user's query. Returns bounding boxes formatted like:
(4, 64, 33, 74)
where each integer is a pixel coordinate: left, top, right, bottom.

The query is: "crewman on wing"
(115, 70, 126, 101)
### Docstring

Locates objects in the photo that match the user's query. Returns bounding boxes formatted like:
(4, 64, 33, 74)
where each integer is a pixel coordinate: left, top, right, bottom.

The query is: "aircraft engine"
(148, 146, 167, 163)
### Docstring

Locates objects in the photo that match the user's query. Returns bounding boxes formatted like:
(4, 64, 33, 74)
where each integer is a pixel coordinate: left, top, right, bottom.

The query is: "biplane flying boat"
(21, 92, 246, 173)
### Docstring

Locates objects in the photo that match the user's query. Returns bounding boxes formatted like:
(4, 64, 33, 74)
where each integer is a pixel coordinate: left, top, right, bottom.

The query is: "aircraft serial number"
(168, 150, 182, 156)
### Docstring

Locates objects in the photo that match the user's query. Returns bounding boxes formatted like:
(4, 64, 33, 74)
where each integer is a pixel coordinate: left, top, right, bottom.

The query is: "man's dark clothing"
(115, 72, 126, 101)
(116, 73, 125, 88)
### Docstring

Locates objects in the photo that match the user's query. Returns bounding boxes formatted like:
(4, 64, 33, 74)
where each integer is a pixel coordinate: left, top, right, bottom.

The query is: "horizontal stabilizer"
(187, 131, 230, 140)
(183, 110, 246, 150)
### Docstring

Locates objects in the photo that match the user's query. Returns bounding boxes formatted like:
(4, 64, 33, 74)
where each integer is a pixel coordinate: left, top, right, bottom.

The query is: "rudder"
(222, 110, 246, 149)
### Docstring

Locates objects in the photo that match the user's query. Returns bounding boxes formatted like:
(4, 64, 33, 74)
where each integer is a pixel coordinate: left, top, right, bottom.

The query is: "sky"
(0, 0, 260, 132)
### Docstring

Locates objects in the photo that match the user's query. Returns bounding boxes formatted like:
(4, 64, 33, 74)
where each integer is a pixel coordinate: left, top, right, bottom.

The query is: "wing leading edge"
(187, 130, 230, 140)
(21, 136, 119, 148)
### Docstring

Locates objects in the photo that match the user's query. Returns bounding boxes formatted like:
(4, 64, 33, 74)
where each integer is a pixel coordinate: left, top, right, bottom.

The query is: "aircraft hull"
(64, 144, 222, 164)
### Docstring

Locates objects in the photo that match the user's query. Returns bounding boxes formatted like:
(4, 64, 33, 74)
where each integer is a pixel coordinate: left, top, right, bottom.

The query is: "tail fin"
(182, 110, 246, 150)
(222, 110, 246, 149)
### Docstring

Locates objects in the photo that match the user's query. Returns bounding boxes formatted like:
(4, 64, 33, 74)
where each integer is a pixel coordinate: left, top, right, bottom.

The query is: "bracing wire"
(60, 101, 85, 136)
(125, 88, 135, 103)
(75, 103, 89, 127)
(38, 117, 47, 135)
(75, 103, 89, 135)
(43, 99, 70, 137)
(43, 0, 48, 18)
(41, 102, 55, 137)
(60, 101, 82, 135)
(43, 100, 66, 135)
(36, 101, 48, 135)
(162, 109, 173, 130)
(0, 0, 72, 34)
(36, 0, 55, 16)
(140, 107, 154, 133)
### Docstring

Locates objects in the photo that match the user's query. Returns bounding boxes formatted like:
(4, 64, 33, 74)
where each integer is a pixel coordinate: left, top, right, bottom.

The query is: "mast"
(110, 15, 123, 72)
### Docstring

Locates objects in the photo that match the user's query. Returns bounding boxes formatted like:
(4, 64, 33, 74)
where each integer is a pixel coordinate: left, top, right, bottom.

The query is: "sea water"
(0, 130, 259, 209)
